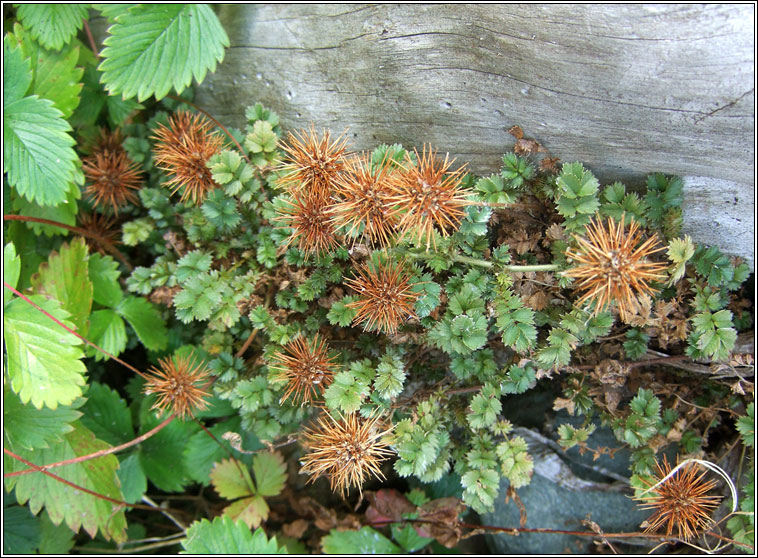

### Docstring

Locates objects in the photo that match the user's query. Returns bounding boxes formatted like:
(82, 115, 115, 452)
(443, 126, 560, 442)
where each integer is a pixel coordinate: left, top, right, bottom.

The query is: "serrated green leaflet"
(138, 406, 201, 492)
(88, 253, 123, 307)
(252, 451, 286, 497)
(99, 4, 229, 101)
(3, 295, 87, 410)
(7, 23, 84, 118)
(5, 421, 127, 543)
(31, 238, 93, 336)
(85, 309, 127, 361)
(116, 452, 147, 505)
(321, 526, 401, 554)
(116, 295, 168, 351)
(15, 4, 89, 51)
(3, 35, 32, 103)
(79, 382, 133, 446)
(181, 517, 287, 554)
(211, 458, 255, 500)
(2, 503, 41, 554)
(224, 494, 269, 528)
(3, 95, 78, 206)
(4, 242, 21, 306)
(3, 385, 81, 451)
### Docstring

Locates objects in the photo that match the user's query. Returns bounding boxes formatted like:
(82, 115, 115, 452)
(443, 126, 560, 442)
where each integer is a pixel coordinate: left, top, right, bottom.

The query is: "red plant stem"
(4, 414, 175, 479)
(166, 95, 253, 167)
(82, 18, 100, 59)
(3, 282, 147, 380)
(4, 215, 133, 271)
(3, 449, 160, 511)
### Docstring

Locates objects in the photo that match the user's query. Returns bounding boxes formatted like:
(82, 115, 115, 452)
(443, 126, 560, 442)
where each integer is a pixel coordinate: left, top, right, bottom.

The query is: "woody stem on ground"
(4, 215, 133, 271)
(405, 248, 559, 272)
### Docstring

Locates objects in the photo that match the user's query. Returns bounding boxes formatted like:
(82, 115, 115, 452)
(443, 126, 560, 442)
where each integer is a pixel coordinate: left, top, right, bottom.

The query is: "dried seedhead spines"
(143, 353, 212, 420)
(152, 110, 224, 205)
(563, 214, 667, 323)
(344, 257, 420, 335)
(299, 411, 394, 498)
(82, 144, 143, 215)
(387, 145, 473, 249)
(329, 153, 398, 247)
(633, 456, 722, 541)
(78, 211, 120, 254)
(275, 190, 339, 254)
(269, 334, 339, 406)
(277, 124, 349, 198)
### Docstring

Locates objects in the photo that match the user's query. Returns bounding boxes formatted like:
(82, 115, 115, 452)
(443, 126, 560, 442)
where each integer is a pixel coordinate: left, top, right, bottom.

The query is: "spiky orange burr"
(269, 334, 338, 406)
(563, 214, 667, 322)
(82, 149, 142, 215)
(77, 211, 120, 255)
(143, 353, 212, 419)
(300, 411, 394, 498)
(275, 190, 339, 254)
(152, 111, 224, 204)
(344, 258, 419, 335)
(633, 456, 722, 541)
(277, 125, 348, 198)
(329, 153, 398, 247)
(387, 145, 472, 249)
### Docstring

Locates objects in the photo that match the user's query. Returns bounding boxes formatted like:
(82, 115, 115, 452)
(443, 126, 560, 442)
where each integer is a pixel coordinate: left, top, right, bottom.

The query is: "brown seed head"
(329, 153, 398, 247)
(270, 334, 339, 406)
(300, 411, 394, 498)
(563, 215, 667, 322)
(344, 258, 419, 335)
(152, 111, 224, 204)
(143, 353, 212, 419)
(277, 125, 348, 198)
(387, 145, 472, 249)
(82, 149, 142, 215)
(78, 211, 120, 255)
(275, 190, 339, 254)
(633, 456, 722, 541)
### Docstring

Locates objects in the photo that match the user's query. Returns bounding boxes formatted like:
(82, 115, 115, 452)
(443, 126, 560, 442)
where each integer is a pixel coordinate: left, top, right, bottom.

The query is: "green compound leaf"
(4, 94, 78, 207)
(99, 4, 229, 101)
(3, 295, 87, 410)
(736, 403, 754, 448)
(116, 451, 148, 505)
(116, 295, 168, 352)
(3, 385, 81, 452)
(5, 421, 127, 543)
(30, 238, 93, 336)
(181, 517, 287, 554)
(11, 184, 79, 238)
(252, 451, 287, 497)
(15, 4, 89, 51)
(7, 24, 84, 118)
(321, 526, 400, 554)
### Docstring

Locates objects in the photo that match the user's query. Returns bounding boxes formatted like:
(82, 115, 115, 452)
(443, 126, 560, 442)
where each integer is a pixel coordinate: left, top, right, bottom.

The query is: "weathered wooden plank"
(197, 4, 754, 184)
(93, 4, 756, 266)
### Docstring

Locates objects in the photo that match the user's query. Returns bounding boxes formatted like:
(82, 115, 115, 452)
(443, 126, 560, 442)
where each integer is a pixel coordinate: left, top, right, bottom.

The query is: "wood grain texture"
(196, 4, 754, 187)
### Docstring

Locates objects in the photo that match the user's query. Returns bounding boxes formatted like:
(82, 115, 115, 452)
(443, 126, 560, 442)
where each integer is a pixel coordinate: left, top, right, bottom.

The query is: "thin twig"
(4, 215, 133, 271)
(3, 283, 146, 379)
(5, 414, 175, 478)
(142, 495, 187, 531)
